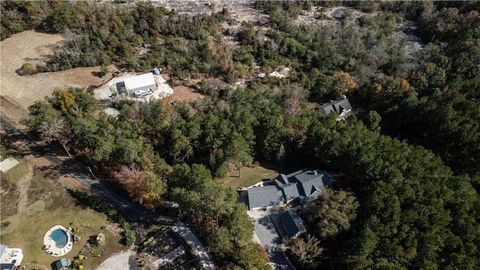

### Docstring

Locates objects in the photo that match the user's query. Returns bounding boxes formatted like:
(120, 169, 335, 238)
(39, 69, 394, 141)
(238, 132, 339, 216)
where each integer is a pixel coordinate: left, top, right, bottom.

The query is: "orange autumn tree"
(113, 166, 166, 209)
(332, 71, 358, 95)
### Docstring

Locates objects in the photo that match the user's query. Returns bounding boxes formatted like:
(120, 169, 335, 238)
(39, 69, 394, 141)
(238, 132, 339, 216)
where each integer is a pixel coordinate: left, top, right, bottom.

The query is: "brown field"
(163, 85, 204, 104)
(0, 30, 105, 115)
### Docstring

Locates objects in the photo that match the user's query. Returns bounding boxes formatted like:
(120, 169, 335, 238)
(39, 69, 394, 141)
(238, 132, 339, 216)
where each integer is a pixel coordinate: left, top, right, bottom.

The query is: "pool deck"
(43, 225, 73, 257)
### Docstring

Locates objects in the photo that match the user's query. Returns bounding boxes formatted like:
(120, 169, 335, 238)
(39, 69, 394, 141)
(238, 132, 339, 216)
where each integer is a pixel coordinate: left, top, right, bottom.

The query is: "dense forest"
(2, 0, 480, 269)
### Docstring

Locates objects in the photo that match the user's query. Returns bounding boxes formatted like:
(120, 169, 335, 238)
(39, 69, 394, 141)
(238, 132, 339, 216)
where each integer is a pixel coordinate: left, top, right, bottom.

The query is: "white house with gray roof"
(245, 169, 333, 210)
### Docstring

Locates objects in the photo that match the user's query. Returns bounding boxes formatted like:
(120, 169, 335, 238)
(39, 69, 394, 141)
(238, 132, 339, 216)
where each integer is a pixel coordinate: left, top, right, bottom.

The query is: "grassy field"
(0, 169, 125, 270)
(215, 164, 279, 189)
(0, 144, 29, 217)
(1, 158, 29, 184)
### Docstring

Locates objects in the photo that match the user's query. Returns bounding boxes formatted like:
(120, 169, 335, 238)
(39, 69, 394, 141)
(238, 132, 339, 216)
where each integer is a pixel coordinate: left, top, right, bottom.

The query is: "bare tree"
(40, 118, 72, 157)
(284, 234, 324, 266)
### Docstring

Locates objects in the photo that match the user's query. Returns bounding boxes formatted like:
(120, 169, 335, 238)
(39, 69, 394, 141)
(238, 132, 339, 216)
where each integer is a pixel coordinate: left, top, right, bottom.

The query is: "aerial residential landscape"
(0, 1, 479, 270)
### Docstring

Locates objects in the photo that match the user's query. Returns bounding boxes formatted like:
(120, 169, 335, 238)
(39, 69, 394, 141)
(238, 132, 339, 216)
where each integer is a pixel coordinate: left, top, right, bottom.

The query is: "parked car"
(152, 67, 162, 75)
(134, 89, 153, 97)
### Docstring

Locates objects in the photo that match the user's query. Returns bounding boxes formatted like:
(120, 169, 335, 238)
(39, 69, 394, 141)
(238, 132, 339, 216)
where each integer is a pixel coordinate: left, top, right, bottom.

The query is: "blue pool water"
(50, 229, 68, 248)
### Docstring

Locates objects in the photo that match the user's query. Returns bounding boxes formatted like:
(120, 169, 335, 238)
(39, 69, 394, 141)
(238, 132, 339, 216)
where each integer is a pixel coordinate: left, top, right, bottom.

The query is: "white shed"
(123, 73, 157, 94)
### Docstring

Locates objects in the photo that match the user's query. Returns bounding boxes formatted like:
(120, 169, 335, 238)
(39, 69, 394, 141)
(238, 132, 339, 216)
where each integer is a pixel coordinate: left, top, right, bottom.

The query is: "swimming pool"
(50, 229, 68, 248)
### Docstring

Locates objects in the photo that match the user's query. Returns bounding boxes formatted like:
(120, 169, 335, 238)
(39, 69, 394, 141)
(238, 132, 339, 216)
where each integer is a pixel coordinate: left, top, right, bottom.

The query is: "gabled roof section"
(275, 174, 289, 185)
(278, 183, 300, 202)
(280, 210, 306, 238)
(290, 170, 332, 198)
(247, 186, 282, 209)
(319, 103, 336, 115)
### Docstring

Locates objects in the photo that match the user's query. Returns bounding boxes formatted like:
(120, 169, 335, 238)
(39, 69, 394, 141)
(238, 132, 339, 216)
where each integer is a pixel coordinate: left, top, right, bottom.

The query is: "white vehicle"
(134, 88, 153, 97)
(152, 67, 162, 75)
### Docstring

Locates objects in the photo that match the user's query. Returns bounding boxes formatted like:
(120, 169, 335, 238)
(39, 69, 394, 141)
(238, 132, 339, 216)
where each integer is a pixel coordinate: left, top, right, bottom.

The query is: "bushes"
(121, 222, 135, 246)
(16, 63, 37, 75)
(67, 189, 135, 246)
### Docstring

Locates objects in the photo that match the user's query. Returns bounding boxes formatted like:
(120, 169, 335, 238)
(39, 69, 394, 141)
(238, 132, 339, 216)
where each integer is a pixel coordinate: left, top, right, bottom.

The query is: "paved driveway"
(172, 222, 215, 270)
(247, 209, 291, 270)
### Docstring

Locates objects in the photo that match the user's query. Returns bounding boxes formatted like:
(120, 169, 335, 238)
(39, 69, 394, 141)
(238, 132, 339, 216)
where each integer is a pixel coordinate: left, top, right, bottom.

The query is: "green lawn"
(215, 164, 279, 189)
(0, 170, 125, 270)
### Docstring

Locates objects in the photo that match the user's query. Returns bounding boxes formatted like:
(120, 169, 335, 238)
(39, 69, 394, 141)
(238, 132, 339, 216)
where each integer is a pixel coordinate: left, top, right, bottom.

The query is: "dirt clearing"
(163, 85, 204, 104)
(0, 30, 106, 112)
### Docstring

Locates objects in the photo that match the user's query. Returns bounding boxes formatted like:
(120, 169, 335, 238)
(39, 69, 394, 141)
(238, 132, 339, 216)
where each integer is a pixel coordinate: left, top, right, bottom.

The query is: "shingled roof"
(245, 170, 333, 209)
(247, 185, 283, 210)
(280, 210, 306, 238)
(319, 96, 353, 119)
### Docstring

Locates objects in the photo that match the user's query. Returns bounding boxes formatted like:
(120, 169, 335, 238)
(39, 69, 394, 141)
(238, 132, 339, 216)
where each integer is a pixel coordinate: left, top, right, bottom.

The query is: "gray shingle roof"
(55, 259, 71, 270)
(280, 210, 306, 238)
(245, 170, 333, 209)
(247, 186, 282, 209)
(319, 103, 336, 115)
(292, 170, 332, 198)
(275, 174, 289, 185)
(319, 96, 353, 119)
(277, 182, 301, 202)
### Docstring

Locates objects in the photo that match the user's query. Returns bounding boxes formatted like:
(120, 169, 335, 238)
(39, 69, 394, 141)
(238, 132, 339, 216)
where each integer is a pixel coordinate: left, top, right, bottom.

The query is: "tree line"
(29, 81, 480, 269)
(7, 0, 479, 268)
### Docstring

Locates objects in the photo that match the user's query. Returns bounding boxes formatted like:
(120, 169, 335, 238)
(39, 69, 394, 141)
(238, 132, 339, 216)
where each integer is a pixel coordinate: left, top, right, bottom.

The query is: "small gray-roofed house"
(332, 98, 352, 118)
(319, 96, 353, 119)
(247, 186, 282, 210)
(54, 258, 71, 270)
(280, 210, 306, 238)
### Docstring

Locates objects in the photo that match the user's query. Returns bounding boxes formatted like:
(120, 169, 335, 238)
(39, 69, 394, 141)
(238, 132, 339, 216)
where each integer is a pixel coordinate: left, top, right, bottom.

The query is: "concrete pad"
(94, 73, 173, 102)
(0, 157, 19, 173)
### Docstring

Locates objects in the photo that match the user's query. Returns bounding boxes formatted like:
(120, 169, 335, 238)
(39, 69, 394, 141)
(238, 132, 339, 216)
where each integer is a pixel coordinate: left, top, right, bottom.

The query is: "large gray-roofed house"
(247, 185, 283, 210)
(245, 170, 333, 210)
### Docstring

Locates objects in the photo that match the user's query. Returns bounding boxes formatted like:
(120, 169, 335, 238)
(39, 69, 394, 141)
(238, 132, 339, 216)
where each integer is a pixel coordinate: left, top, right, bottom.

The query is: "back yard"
(215, 163, 279, 190)
(0, 143, 125, 269)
